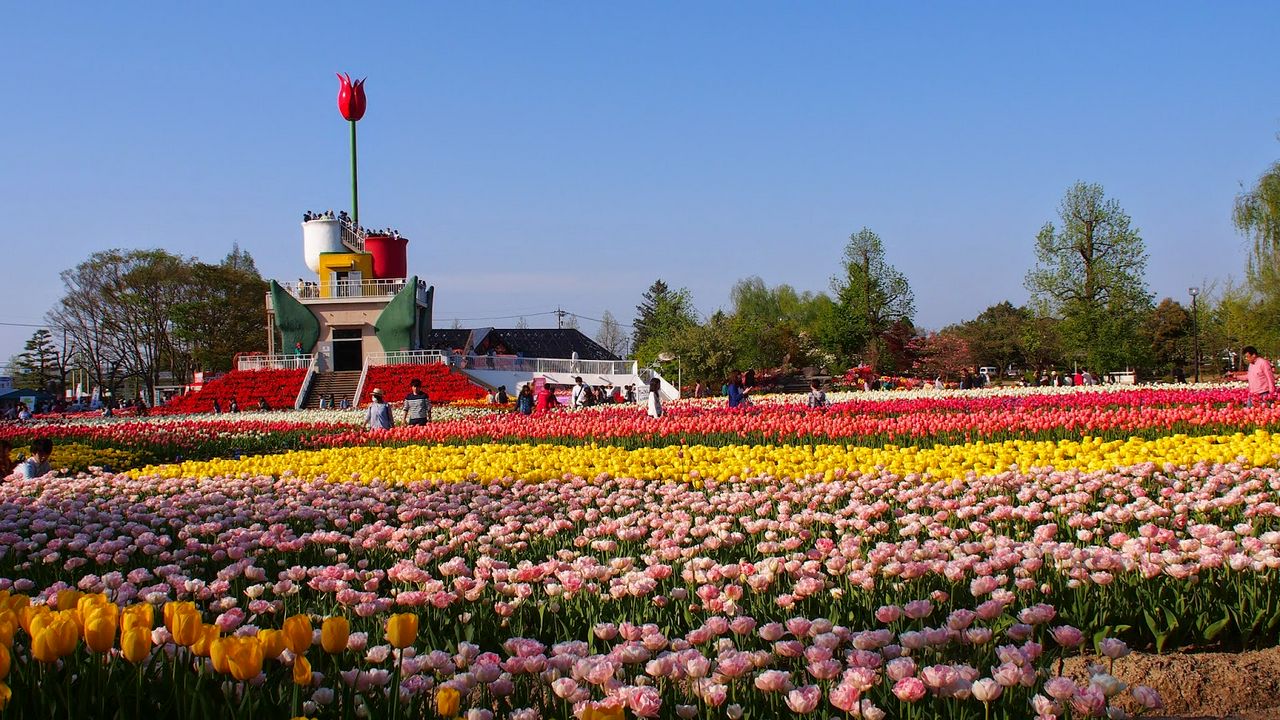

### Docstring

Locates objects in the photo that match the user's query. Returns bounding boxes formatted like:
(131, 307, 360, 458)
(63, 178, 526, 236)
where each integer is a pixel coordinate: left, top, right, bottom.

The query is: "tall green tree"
(1145, 298, 1192, 377)
(49, 249, 194, 398)
(954, 301, 1033, 374)
(170, 247, 270, 373)
(12, 329, 67, 392)
(632, 280, 698, 367)
(821, 228, 915, 372)
(1025, 182, 1153, 373)
(664, 310, 737, 388)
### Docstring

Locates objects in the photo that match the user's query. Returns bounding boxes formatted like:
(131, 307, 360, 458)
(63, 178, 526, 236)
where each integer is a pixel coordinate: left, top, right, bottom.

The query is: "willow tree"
(1235, 158, 1280, 350)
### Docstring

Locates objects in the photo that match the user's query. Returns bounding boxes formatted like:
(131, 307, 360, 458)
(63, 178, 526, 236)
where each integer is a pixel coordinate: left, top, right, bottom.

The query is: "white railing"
(449, 354, 637, 376)
(293, 354, 320, 409)
(354, 351, 446, 406)
(339, 218, 366, 253)
(353, 362, 372, 408)
(367, 350, 447, 366)
(237, 353, 316, 371)
(638, 367, 681, 403)
(272, 278, 430, 305)
(280, 279, 407, 299)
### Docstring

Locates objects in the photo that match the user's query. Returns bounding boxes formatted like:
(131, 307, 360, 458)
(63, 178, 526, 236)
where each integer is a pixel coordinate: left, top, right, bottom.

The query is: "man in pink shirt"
(1244, 346, 1276, 407)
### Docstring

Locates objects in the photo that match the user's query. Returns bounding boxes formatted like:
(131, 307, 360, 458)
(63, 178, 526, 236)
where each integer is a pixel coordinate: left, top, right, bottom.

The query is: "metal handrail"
(339, 218, 366, 253)
(355, 351, 446, 406)
(280, 279, 407, 299)
(293, 354, 320, 409)
(449, 354, 636, 376)
(237, 353, 316, 371)
(367, 350, 447, 366)
(353, 361, 372, 408)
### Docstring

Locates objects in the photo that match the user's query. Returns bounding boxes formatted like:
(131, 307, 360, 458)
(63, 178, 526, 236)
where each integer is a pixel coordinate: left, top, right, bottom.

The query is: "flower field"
(0, 384, 1277, 718)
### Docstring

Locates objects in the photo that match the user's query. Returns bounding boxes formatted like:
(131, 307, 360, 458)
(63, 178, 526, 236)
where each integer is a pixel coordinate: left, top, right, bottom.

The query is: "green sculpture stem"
(350, 119, 359, 227)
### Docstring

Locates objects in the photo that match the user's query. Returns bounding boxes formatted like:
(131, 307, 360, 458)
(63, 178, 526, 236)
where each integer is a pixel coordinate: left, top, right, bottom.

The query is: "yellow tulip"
(292, 653, 312, 686)
(122, 603, 154, 633)
(83, 607, 118, 653)
(192, 624, 220, 657)
(163, 601, 197, 633)
(0, 616, 19, 647)
(386, 613, 418, 649)
(0, 644, 9, 678)
(210, 637, 232, 674)
(169, 608, 201, 647)
(321, 616, 349, 654)
(282, 615, 312, 654)
(257, 628, 287, 659)
(32, 615, 78, 663)
(76, 593, 110, 615)
(19, 604, 50, 636)
(4, 595, 28, 613)
(56, 589, 82, 612)
(227, 638, 265, 682)
(0, 682, 9, 710)
(120, 626, 152, 664)
(436, 686, 460, 718)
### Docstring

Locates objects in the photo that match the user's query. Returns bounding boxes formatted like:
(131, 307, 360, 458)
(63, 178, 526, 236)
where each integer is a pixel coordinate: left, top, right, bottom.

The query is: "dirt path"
(1063, 647, 1280, 719)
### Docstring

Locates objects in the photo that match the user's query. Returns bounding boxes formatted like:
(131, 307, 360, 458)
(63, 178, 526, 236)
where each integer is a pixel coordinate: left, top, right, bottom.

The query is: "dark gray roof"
(421, 328, 619, 361)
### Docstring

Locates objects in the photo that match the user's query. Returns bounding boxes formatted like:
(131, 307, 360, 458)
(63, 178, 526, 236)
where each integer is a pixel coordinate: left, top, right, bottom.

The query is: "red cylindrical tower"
(364, 235, 408, 279)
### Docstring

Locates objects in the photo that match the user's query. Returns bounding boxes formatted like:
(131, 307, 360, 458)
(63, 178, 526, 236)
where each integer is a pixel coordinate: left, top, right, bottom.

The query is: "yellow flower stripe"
(131, 430, 1280, 485)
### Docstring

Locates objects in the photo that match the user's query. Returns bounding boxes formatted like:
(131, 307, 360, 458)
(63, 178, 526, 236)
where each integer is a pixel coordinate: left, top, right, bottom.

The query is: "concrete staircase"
(303, 370, 361, 409)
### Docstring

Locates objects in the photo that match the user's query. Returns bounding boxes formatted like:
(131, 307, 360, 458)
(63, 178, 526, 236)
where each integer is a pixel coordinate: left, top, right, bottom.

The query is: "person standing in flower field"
(515, 384, 534, 415)
(1244, 346, 1275, 407)
(726, 371, 749, 409)
(647, 377, 663, 418)
(571, 376, 593, 409)
(403, 378, 432, 426)
(807, 379, 828, 408)
(535, 382, 557, 412)
(366, 388, 393, 430)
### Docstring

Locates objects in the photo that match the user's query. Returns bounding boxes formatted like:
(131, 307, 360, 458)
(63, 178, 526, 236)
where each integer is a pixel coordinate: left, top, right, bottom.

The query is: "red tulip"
(337, 73, 367, 122)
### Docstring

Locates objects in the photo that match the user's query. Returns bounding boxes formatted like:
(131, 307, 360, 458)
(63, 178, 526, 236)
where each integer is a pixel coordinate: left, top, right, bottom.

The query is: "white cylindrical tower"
(302, 218, 346, 273)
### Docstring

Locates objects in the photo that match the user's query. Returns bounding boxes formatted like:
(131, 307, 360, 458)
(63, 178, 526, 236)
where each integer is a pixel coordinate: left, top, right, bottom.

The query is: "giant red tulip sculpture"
(337, 73, 367, 226)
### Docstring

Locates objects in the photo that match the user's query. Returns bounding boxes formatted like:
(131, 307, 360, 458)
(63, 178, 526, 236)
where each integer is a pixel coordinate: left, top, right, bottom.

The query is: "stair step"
(302, 371, 363, 409)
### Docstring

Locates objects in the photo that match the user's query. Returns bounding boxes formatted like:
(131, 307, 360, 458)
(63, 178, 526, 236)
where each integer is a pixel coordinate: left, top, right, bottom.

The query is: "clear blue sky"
(2, 3, 1277, 368)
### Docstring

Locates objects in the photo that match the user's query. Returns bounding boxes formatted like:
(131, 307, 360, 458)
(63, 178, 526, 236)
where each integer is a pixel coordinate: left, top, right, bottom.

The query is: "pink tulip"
(1050, 625, 1084, 648)
(971, 678, 1002, 703)
(829, 682, 861, 712)
(754, 670, 792, 693)
(785, 685, 821, 713)
(627, 686, 662, 718)
(1131, 684, 1163, 709)
(892, 677, 926, 702)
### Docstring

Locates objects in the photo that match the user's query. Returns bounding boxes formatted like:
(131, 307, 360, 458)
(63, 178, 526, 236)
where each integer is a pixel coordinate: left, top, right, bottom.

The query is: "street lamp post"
(1188, 287, 1200, 384)
(657, 352, 681, 397)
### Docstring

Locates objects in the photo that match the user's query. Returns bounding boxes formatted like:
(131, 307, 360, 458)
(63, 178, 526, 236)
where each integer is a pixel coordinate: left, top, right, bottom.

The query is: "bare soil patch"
(1063, 647, 1280, 719)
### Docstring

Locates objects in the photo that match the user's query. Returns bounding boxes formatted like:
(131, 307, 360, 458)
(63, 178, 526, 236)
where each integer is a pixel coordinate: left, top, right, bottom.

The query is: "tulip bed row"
(4, 444, 1280, 717)
(134, 430, 1280, 485)
(2, 383, 1278, 718)
(8, 386, 1278, 471)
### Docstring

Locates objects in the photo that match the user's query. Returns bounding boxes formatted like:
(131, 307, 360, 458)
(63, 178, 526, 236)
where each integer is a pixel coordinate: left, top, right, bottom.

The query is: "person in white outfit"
(647, 377, 663, 418)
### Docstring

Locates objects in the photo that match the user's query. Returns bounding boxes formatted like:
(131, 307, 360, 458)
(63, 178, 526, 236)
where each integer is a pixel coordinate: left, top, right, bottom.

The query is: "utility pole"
(554, 307, 568, 330)
(1189, 287, 1200, 383)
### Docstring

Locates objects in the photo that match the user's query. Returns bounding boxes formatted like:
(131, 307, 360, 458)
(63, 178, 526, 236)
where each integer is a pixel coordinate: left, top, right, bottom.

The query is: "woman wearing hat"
(366, 388, 393, 430)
